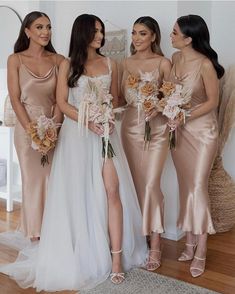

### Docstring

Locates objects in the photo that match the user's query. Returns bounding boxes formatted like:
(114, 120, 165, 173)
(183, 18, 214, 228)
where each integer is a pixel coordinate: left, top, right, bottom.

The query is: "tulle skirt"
(0, 117, 147, 292)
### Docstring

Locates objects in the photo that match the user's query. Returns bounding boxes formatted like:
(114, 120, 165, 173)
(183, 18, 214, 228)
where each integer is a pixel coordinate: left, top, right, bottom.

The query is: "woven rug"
(80, 268, 220, 294)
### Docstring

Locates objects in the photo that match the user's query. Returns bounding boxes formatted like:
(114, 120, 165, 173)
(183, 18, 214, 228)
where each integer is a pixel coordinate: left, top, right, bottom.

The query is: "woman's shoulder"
(201, 57, 216, 76)
(7, 53, 21, 68)
(159, 56, 172, 67)
(171, 51, 181, 63)
(59, 58, 70, 69)
(54, 53, 65, 65)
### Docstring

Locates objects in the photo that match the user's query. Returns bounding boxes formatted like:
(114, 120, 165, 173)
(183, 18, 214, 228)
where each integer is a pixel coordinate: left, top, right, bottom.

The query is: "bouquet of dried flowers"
(157, 81, 192, 149)
(126, 70, 159, 149)
(27, 114, 60, 166)
(78, 79, 115, 160)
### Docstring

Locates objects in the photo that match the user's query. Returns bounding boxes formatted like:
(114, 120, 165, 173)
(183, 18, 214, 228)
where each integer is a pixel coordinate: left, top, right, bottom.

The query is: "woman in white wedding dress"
(0, 14, 147, 291)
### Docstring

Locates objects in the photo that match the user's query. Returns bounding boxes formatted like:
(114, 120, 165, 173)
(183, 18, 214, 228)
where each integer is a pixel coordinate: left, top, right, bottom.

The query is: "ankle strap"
(149, 249, 161, 253)
(111, 249, 122, 254)
(194, 255, 206, 261)
(185, 243, 196, 247)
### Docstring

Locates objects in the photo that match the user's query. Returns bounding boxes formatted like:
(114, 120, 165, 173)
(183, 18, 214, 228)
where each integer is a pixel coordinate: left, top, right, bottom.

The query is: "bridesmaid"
(120, 16, 171, 271)
(169, 15, 224, 277)
(7, 11, 64, 241)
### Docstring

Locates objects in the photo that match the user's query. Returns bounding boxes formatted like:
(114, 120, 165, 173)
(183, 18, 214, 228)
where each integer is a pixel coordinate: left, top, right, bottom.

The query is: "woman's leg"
(146, 232, 162, 271)
(178, 232, 197, 261)
(102, 158, 124, 283)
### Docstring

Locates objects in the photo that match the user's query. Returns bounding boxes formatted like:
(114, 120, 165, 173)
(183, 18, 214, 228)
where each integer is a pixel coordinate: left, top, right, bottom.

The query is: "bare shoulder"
(59, 58, 70, 74)
(55, 53, 65, 66)
(160, 56, 172, 68)
(7, 53, 20, 67)
(171, 51, 180, 63)
(201, 58, 214, 72)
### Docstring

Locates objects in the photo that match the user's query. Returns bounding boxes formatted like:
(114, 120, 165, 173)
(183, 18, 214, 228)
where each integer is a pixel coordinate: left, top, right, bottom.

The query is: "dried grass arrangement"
(209, 66, 235, 232)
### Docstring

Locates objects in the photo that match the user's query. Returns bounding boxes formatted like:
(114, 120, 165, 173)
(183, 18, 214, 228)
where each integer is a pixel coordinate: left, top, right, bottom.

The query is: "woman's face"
(25, 16, 51, 47)
(89, 21, 104, 49)
(170, 22, 191, 49)
(131, 23, 155, 52)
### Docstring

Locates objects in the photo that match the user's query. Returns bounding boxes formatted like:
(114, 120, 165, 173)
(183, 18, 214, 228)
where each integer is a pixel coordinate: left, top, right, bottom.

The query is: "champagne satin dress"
(170, 56, 217, 234)
(121, 59, 169, 236)
(14, 54, 58, 238)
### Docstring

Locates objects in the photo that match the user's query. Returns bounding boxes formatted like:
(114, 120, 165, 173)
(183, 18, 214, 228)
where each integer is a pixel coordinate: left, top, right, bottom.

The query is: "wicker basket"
(4, 94, 16, 127)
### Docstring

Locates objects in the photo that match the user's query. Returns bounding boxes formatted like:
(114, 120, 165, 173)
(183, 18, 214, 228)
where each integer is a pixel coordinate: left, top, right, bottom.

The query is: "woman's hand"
(109, 122, 115, 134)
(168, 118, 182, 130)
(145, 107, 158, 122)
(88, 121, 104, 136)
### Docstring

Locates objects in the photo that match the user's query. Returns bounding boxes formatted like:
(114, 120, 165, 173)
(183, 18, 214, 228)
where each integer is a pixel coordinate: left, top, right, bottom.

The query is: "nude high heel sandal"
(190, 255, 206, 277)
(146, 249, 162, 271)
(110, 249, 125, 284)
(178, 243, 197, 261)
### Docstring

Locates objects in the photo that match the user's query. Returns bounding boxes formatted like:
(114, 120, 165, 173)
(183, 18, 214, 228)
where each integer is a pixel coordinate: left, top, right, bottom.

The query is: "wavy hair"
(130, 16, 163, 56)
(14, 11, 56, 53)
(68, 14, 105, 88)
(177, 14, 224, 79)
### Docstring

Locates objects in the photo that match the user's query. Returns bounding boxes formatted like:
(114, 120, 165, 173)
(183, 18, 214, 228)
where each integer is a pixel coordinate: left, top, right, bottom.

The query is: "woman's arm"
(117, 59, 127, 107)
(53, 54, 65, 124)
(56, 59, 79, 122)
(110, 59, 119, 108)
(187, 59, 219, 121)
(7, 54, 31, 130)
(159, 57, 172, 82)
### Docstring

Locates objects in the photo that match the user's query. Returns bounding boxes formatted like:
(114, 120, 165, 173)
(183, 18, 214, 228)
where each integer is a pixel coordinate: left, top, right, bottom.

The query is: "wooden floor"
(0, 200, 234, 294)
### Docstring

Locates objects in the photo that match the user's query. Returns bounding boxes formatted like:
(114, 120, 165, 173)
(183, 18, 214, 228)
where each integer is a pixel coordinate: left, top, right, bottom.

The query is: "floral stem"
(169, 130, 176, 149)
(41, 154, 49, 167)
(102, 137, 115, 159)
(144, 121, 151, 149)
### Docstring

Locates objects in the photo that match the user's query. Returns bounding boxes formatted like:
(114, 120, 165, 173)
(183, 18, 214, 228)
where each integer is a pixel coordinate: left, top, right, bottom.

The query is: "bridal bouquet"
(27, 115, 60, 166)
(157, 81, 192, 149)
(78, 79, 115, 160)
(126, 71, 159, 149)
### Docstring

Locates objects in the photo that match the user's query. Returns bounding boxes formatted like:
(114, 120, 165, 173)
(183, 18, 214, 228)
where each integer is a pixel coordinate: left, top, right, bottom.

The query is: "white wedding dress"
(0, 58, 147, 292)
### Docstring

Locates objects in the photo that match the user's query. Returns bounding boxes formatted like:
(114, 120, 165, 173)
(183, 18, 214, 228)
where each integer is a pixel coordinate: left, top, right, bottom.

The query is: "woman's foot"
(146, 232, 162, 271)
(146, 249, 161, 271)
(190, 255, 206, 277)
(110, 249, 125, 284)
(178, 243, 197, 261)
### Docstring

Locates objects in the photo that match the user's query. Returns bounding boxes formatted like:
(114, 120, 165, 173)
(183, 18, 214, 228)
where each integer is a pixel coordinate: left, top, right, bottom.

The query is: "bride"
(0, 14, 147, 291)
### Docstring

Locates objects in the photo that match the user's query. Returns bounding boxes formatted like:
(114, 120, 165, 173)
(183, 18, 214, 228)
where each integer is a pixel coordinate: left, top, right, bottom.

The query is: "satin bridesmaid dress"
(14, 54, 58, 238)
(170, 55, 217, 234)
(121, 59, 169, 235)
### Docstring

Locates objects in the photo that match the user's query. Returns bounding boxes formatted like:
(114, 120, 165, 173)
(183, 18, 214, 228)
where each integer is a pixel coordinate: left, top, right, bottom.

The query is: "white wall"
(0, 1, 234, 240)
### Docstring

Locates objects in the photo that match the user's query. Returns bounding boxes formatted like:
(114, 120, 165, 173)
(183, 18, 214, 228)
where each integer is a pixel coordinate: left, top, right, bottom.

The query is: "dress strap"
(54, 54, 58, 66)
(106, 57, 112, 74)
(17, 54, 23, 65)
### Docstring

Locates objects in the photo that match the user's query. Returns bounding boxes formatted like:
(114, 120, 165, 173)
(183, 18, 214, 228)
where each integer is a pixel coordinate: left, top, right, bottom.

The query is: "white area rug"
(80, 268, 220, 294)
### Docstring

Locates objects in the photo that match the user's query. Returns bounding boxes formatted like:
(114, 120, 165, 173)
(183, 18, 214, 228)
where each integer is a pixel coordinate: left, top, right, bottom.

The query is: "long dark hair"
(177, 14, 224, 79)
(68, 14, 105, 88)
(14, 11, 56, 53)
(130, 16, 163, 56)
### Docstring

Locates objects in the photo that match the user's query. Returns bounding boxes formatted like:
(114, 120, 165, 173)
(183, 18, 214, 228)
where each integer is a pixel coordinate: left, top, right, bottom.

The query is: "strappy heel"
(178, 243, 197, 261)
(110, 249, 125, 284)
(190, 255, 206, 277)
(146, 249, 161, 271)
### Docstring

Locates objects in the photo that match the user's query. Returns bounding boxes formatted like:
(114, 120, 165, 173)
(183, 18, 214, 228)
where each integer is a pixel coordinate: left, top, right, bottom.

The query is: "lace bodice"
(68, 58, 112, 109)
